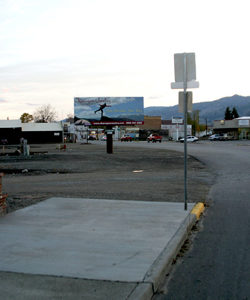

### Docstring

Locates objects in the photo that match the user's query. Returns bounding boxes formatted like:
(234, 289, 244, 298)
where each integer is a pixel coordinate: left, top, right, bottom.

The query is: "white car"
(180, 136, 198, 143)
(209, 134, 221, 141)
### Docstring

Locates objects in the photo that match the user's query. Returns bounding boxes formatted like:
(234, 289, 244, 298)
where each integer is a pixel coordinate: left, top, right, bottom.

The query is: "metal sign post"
(183, 54, 188, 210)
(171, 53, 199, 210)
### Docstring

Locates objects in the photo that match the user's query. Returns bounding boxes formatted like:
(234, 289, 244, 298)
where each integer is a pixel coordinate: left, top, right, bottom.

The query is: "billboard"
(74, 97, 144, 125)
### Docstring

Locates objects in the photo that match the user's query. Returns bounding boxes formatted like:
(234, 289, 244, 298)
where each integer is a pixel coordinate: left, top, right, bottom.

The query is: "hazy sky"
(1, 0, 250, 120)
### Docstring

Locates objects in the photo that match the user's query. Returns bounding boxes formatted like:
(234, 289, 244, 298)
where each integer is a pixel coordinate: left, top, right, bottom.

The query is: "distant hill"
(144, 95, 250, 124)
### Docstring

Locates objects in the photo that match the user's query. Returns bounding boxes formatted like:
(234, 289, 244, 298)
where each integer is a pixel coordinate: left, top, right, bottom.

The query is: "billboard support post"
(106, 126, 113, 154)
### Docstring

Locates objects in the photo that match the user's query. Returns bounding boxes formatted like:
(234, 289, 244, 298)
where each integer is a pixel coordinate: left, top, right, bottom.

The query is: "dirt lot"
(0, 143, 214, 212)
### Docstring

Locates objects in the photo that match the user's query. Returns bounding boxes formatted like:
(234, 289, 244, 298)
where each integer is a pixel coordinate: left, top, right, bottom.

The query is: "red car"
(121, 135, 133, 142)
(147, 134, 162, 143)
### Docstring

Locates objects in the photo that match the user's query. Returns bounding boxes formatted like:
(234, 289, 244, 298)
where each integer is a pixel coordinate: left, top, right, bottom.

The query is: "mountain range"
(144, 95, 250, 124)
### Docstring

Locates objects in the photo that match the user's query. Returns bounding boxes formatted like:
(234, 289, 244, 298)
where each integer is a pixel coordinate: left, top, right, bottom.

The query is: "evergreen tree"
(232, 107, 239, 118)
(224, 107, 232, 120)
(20, 113, 33, 123)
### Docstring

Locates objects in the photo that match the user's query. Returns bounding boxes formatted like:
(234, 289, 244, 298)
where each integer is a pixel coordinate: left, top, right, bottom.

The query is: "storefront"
(213, 117, 250, 140)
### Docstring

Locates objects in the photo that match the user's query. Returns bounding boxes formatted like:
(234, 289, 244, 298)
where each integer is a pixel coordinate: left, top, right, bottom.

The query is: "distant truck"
(147, 134, 162, 143)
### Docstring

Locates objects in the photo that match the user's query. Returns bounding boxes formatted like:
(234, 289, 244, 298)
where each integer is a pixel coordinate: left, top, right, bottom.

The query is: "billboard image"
(74, 97, 144, 125)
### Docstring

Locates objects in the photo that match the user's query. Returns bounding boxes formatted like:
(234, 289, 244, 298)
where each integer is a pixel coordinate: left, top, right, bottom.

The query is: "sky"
(1, 0, 250, 120)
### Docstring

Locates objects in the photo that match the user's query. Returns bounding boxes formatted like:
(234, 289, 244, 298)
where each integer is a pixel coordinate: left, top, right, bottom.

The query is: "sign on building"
(172, 117, 183, 124)
(238, 119, 249, 126)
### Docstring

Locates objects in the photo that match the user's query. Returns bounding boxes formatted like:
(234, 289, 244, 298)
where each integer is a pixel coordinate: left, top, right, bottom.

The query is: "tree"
(232, 107, 239, 119)
(33, 104, 57, 123)
(224, 107, 239, 120)
(20, 113, 33, 123)
(187, 110, 200, 136)
(65, 113, 74, 123)
(224, 107, 233, 120)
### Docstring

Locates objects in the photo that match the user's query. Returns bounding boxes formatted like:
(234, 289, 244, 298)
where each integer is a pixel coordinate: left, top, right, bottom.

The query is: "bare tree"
(65, 113, 74, 123)
(33, 104, 57, 123)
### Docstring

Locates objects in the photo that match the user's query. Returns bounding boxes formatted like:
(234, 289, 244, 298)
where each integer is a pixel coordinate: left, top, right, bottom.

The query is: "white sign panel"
(172, 118, 183, 124)
(178, 92, 193, 113)
(238, 119, 249, 126)
(171, 81, 199, 89)
(174, 53, 196, 82)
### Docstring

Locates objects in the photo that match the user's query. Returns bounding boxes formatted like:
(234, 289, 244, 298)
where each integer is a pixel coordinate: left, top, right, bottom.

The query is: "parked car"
(101, 135, 107, 141)
(209, 134, 222, 141)
(121, 134, 133, 142)
(219, 133, 234, 141)
(147, 134, 162, 143)
(180, 136, 198, 143)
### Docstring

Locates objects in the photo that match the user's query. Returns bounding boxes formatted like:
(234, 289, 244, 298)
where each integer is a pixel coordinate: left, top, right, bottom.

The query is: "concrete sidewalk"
(0, 198, 198, 300)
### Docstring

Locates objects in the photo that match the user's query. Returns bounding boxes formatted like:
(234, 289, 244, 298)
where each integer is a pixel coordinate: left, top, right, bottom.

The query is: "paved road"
(112, 140, 250, 299)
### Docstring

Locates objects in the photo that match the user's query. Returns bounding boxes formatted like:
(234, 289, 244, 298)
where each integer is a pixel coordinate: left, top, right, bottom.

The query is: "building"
(22, 123, 63, 143)
(138, 116, 162, 130)
(161, 119, 192, 140)
(0, 120, 22, 144)
(123, 116, 162, 140)
(213, 116, 250, 139)
(0, 120, 63, 144)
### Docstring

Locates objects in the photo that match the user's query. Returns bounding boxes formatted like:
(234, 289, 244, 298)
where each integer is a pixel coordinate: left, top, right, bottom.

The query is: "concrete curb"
(128, 202, 205, 300)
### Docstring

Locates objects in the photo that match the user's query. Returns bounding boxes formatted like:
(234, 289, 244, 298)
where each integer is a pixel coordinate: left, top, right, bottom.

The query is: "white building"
(161, 120, 192, 140)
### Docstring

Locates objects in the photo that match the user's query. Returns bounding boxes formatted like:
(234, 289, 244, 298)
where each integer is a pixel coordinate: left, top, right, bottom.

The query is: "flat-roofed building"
(0, 120, 22, 144)
(0, 120, 63, 144)
(138, 116, 162, 130)
(22, 122, 63, 143)
(213, 116, 250, 139)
